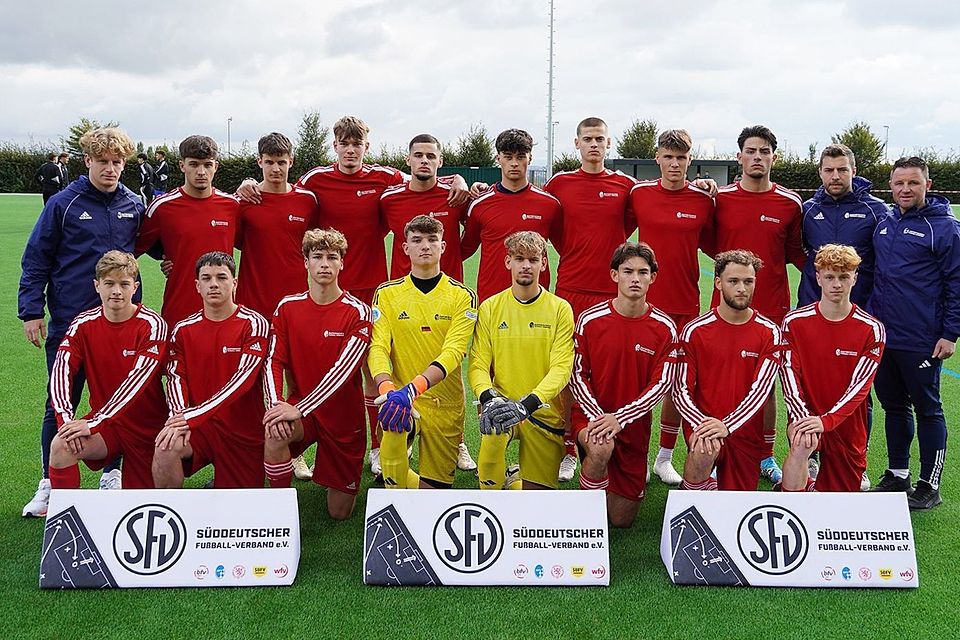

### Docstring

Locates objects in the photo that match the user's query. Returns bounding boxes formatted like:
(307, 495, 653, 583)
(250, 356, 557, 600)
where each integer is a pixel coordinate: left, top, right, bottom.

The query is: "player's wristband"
(411, 374, 430, 396)
(378, 380, 397, 396)
(478, 388, 503, 404)
(519, 394, 542, 416)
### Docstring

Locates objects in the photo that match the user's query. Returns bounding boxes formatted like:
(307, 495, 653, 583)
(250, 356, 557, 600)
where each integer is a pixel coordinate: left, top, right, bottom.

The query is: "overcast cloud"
(3, 0, 959, 160)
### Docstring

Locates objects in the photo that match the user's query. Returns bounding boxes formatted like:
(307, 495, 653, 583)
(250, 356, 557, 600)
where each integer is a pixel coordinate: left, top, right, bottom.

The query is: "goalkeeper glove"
(487, 393, 542, 432)
(478, 389, 509, 435)
(375, 376, 429, 432)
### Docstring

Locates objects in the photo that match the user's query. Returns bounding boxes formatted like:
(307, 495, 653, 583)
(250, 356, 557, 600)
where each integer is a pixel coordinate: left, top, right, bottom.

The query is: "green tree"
(62, 117, 119, 156)
(832, 121, 884, 170)
(552, 152, 580, 174)
(616, 118, 658, 159)
(446, 124, 495, 166)
(808, 142, 818, 163)
(367, 144, 409, 172)
(293, 110, 331, 177)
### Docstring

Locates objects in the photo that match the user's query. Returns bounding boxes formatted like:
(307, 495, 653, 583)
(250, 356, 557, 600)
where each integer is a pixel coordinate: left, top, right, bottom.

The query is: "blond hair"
(79, 127, 135, 159)
(302, 228, 348, 258)
(333, 116, 370, 143)
(814, 244, 861, 272)
(504, 231, 547, 258)
(95, 250, 139, 280)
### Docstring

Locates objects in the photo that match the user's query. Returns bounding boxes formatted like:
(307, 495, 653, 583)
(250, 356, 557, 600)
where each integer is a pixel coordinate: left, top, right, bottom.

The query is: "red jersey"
(544, 168, 638, 295)
(571, 300, 678, 429)
(235, 187, 318, 318)
(166, 305, 269, 447)
(713, 182, 805, 320)
(379, 182, 467, 281)
(265, 291, 372, 422)
(673, 309, 781, 439)
(630, 179, 715, 316)
(461, 183, 562, 302)
(296, 163, 404, 292)
(781, 303, 885, 432)
(136, 188, 240, 326)
(50, 304, 168, 438)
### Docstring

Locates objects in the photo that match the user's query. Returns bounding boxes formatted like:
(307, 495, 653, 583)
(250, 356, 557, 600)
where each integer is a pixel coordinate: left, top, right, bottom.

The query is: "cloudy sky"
(4, 0, 959, 161)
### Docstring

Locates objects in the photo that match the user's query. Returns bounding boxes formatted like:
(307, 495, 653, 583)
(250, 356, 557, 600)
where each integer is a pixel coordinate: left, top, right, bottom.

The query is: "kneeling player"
(153, 252, 269, 489)
(48, 251, 168, 489)
(674, 250, 782, 491)
(369, 215, 477, 489)
(470, 232, 574, 490)
(262, 229, 372, 519)
(570, 243, 677, 526)
(780, 244, 885, 492)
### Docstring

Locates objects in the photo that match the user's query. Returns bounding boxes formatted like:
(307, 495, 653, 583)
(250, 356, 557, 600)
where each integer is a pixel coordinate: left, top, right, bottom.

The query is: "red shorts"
(665, 312, 697, 334)
(571, 405, 650, 501)
(185, 426, 265, 488)
(85, 423, 158, 489)
(683, 420, 765, 491)
(289, 412, 365, 495)
(349, 287, 377, 307)
(812, 429, 866, 492)
(555, 288, 610, 322)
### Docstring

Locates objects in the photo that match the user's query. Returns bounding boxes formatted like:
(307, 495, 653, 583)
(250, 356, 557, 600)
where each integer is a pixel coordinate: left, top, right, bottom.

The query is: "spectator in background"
(35, 154, 62, 204)
(57, 153, 70, 192)
(137, 152, 155, 206)
(153, 149, 169, 194)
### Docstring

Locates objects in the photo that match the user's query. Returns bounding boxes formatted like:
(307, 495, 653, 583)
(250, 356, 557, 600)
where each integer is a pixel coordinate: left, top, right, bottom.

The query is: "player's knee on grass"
(327, 489, 356, 520)
(608, 494, 641, 529)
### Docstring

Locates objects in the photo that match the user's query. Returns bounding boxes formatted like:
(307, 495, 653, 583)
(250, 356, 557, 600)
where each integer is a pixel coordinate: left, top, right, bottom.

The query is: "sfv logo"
(737, 505, 809, 575)
(113, 504, 187, 575)
(433, 503, 504, 573)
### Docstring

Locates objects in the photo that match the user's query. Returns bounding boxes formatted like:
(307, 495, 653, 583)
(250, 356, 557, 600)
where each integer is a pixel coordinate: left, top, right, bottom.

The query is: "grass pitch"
(1, 193, 958, 639)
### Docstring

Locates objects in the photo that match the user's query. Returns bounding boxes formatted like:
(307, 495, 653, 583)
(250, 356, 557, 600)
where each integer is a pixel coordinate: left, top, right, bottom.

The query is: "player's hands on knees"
(60, 420, 92, 454)
(488, 398, 528, 432)
(376, 386, 415, 432)
(23, 318, 46, 348)
(266, 419, 295, 441)
(160, 258, 174, 278)
(264, 401, 302, 428)
(155, 424, 189, 451)
(479, 395, 509, 435)
(933, 338, 956, 360)
(587, 414, 623, 443)
(236, 178, 263, 204)
(790, 416, 824, 437)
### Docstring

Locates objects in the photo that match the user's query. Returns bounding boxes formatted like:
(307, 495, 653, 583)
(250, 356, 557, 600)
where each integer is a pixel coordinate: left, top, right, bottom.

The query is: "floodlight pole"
(227, 117, 233, 157)
(883, 125, 889, 163)
(546, 0, 555, 179)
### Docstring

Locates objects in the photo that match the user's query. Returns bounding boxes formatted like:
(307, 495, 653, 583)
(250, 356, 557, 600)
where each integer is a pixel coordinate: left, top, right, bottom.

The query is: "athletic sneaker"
(907, 481, 942, 511)
(292, 455, 314, 481)
(457, 442, 477, 471)
(504, 464, 521, 490)
(99, 469, 122, 490)
(653, 458, 682, 486)
(807, 457, 820, 481)
(759, 457, 783, 484)
(860, 472, 871, 492)
(558, 453, 578, 482)
(22, 479, 51, 518)
(369, 448, 382, 475)
(871, 469, 913, 493)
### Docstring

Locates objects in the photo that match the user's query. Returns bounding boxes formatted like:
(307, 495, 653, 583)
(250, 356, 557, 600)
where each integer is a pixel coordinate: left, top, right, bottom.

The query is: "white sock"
(890, 468, 909, 479)
(656, 447, 673, 463)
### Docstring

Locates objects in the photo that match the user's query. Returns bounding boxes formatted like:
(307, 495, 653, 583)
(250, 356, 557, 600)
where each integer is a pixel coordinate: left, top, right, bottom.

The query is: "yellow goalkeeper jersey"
(369, 274, 478, 406)
(468, 287, 575, 427)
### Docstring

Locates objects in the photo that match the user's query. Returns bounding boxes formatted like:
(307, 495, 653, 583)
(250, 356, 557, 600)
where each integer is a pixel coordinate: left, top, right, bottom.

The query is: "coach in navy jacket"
(799, 147, 889, 307)
(17, 127, 144, 516)
(869, 156, 960, 510)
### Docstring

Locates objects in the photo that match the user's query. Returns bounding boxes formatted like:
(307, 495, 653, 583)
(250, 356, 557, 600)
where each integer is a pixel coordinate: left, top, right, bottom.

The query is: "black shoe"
(871, 470, 913, 493)
(907, 481, 942, 511)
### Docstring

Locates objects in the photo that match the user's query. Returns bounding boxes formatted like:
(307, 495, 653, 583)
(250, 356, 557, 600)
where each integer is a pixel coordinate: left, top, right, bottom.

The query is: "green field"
(2, 193, 958, 640)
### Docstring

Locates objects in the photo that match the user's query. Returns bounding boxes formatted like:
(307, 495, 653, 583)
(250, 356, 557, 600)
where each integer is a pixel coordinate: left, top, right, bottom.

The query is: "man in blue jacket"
(800, 144, 889, 490)
(18, 127, 145, 516)
(870, 156, 960, 510)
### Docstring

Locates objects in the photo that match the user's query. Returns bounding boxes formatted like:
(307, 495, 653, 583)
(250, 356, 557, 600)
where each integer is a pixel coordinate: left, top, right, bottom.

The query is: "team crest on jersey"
(521, 213, 542, 221)
(122, 349, 137, 357)
(323, 330, 345, 338)
(222, 346, 242, 354)
(529, 321, 551, 329)
(740, 350, 759, 359)
(434, 313, 452, 321)
(598, 191, 619, 199)
(371, 307, 381, 322)
(288, 214, 305, 223)
(904, 228, 925, 238)
(835, 348, 858, 357)
(210, 220, 230, 227)
(676, 211, 697, 219)
(844, 212, 866, 219)
(759, 215, 780, 224)
(427, 211, 448, 218)
(356, 189, 377, 197)
(634, 344, 654, 355)
(117, 211, 135, 219)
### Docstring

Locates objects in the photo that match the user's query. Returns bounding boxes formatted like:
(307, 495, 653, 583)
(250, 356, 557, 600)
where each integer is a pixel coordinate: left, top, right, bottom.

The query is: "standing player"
(674, 250, 782, 491)
(235, 132, 319, 319)
(153, 150, 169, 195)
(869, 157, 959, 509)
(136, 152, 155, 206)
(545, 117, 639, 481)
(262, 229, 371, 519)
(136, 135, 239, 326)
(714, 125, 805, 484)
(20, 126, 143, 516)
(780, 245, 885, 492)
(368, 215, 477, 489)
(237, 116, 474, 474)
(380, 134, 467, 282)
(461, 128, 562, 302)
(800, 143, 887, 489)
(47, 251, 168, 490)
(470, 231, 574, 490)
(629, 129, 715, 486)
(152, 252, 269, 489)
(571, 242, 677, 526)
